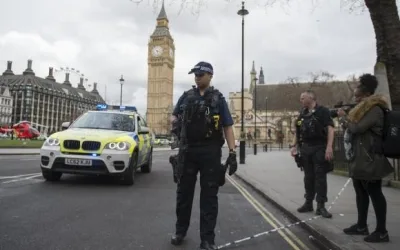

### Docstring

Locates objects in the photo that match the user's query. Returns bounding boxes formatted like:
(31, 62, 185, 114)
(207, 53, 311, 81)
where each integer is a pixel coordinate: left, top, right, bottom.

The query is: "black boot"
(364, 230, 390, 243)
(316, 202, 332, 218)
(171, 233, 185, 246)
(200, 241, 217, 250)
(343, 224, 369, 235)
(297, 200, 313, 213)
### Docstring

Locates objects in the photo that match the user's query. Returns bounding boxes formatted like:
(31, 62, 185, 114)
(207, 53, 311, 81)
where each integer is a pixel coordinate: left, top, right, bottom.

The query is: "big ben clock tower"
(146, 0, 175, 137)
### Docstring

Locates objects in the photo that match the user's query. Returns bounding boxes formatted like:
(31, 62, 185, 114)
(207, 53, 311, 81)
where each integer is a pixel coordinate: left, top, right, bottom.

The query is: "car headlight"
(44, 137, 60, 147)
(105, 141, 131, 151)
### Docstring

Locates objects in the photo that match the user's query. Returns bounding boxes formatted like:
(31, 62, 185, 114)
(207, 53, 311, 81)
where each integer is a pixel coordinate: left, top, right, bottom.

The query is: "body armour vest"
(183, 86, 224, 146)
(296, 107, 327, 145)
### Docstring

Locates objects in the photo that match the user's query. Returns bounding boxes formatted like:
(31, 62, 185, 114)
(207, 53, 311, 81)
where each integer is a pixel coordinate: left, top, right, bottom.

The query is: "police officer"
(170, 61, 238, 250)
(291, 90, 334, 218)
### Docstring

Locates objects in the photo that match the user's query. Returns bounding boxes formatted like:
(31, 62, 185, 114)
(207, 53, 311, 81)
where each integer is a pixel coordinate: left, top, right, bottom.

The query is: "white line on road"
(1, 174, 42, 184)
(0, 156, 39, 160)
(0, 172, 41, 180)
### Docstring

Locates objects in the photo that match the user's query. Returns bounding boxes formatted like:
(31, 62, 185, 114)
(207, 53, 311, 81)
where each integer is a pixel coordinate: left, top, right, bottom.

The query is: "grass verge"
(0, 139, 45, 148)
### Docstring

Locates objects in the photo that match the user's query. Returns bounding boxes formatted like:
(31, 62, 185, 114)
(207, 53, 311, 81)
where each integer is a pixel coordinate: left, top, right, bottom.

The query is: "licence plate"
(65, 158, 92, 166)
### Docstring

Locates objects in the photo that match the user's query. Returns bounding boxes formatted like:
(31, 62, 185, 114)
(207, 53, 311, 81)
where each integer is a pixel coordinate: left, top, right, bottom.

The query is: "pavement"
(235, 151, 400, 250)
(0, 150, 319, 250)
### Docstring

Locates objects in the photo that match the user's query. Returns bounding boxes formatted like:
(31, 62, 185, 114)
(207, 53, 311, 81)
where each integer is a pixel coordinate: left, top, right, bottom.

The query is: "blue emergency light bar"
(95, 104, 137, 112)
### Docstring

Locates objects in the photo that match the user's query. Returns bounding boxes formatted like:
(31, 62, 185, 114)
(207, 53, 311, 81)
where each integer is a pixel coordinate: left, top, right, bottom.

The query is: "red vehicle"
(11, 121, 41, 139)
(0, 126, 13, 134)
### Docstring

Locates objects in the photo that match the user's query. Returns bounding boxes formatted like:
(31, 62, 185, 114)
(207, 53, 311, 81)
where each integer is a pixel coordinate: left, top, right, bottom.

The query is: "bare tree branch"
(307, 71, 320, 85)
(340, 0, 367, 14)
(306, 70, 336, 85)
(126, 0, 375, 17)
(129, 0, 209, 17)
(320, 70, 336, 83)
(284, 76, 301, 86)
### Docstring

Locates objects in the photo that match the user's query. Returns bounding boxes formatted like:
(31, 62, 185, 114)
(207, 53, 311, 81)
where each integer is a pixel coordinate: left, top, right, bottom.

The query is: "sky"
(0, 0, 382, 113)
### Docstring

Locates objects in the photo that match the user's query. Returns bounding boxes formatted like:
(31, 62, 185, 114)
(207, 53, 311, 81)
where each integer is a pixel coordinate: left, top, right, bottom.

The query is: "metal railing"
(333, 130, 400, 181)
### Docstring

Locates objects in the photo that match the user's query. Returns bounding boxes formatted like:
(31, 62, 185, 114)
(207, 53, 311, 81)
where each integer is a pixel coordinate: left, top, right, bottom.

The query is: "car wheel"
(141, 149, 153, 173)
(42, 169, 62, 182)
(121, 151, 138, 186)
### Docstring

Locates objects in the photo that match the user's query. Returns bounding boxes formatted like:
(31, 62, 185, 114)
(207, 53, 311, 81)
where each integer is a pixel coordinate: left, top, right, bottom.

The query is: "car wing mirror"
(138, 127, 149, 134)
(61, 122, 70, 130)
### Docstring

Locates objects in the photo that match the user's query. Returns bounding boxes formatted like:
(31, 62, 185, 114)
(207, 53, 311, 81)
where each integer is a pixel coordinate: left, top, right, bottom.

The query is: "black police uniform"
(295, 104, 334, 218)
(171, 85, 234, 249)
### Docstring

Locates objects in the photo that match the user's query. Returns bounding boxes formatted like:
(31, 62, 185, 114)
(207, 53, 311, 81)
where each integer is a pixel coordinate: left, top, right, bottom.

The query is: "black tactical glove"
(226, 150, 237, 176)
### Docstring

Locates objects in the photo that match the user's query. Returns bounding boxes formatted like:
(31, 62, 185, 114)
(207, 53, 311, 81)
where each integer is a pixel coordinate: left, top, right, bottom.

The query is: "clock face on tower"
(169, 48, 174, 58)
(152, 46, 163, 57)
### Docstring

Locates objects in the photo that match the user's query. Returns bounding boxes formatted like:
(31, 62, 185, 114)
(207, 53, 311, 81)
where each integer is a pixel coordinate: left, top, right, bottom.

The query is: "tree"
(307, 70, 336, 84)
(283, 76, 301, 85)
(281, 0, 400, 106)
(357, 0, 400, 108)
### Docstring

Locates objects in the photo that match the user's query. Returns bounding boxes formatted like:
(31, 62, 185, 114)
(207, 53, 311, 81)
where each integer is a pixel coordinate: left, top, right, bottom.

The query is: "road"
(0, 151, 318, 250)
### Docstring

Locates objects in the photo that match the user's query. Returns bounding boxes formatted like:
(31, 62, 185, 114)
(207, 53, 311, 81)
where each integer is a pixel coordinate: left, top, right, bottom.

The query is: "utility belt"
(187, 136, 223, 148)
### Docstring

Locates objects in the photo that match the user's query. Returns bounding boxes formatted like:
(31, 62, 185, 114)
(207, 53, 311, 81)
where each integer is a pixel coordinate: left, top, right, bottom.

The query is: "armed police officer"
(170, 61, 238, 250)
(291, 90, 335, 218)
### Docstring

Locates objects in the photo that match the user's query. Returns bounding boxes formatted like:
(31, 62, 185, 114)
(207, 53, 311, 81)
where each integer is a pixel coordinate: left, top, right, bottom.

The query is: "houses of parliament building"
(0, 60, 104, 134)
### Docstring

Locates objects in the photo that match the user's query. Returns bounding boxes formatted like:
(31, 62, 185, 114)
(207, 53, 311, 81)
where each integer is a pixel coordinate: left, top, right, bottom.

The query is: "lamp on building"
(119, 75, 125, 107)
(237, 1, 249, 164)
(253, 76, 258, 155)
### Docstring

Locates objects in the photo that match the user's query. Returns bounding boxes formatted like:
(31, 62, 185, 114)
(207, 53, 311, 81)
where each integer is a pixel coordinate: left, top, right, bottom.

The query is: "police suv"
(40, 104, 153, 185)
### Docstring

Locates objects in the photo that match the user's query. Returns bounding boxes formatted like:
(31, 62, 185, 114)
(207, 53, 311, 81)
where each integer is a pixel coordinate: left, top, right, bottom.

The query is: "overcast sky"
(0, 0, 382, 113)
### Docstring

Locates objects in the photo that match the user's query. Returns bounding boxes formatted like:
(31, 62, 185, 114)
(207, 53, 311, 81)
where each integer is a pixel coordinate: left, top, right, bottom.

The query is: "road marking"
(0, 156, 39, 161)
(1, 174, 42, 184)
(19, 158, 40, 161)
(227, 175, 308, 250)
(0, 173, 41, 180)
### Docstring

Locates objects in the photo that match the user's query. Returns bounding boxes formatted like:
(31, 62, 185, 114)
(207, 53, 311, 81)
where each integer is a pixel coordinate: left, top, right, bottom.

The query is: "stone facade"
(229, 61, 358, 145)
(0, 60, 104, 135)
(146, 2, 175, 137)
(0, 83, 13, 125)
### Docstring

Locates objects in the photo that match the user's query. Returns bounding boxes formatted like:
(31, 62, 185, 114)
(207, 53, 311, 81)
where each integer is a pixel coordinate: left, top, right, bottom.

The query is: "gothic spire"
(251, 60, 256, 74)
(157, 0, 168, 20)
(259, 66, 265, 84)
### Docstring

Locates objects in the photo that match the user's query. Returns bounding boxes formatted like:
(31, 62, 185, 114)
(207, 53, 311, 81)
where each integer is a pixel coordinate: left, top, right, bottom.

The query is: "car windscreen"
(69, 112, 135, 132)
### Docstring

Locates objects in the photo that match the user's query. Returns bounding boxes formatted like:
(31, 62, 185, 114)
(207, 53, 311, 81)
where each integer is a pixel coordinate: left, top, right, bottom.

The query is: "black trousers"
(175, 145, 221, 242)
(353, 178, 387, 233)
(300, 144, 331, 203)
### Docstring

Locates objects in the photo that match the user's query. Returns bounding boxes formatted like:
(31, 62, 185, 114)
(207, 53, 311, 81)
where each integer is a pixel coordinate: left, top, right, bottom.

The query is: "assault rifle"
(169, 96, 194, 184)
(294, 153, 303, 171)
(169, 116, 186, 184)
(329, 101, 357, 118)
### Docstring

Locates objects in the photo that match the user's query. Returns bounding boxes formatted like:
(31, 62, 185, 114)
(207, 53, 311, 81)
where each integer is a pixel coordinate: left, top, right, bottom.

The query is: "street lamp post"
(119, 75, 124, 107)
(265, 97, 268, 151)
(253, 76, 258, 155)
(238, 1, 249, 164)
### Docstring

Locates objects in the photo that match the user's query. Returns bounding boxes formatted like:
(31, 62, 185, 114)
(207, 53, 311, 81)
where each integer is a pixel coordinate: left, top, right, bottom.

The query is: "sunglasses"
(195, 73, 205, 78)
